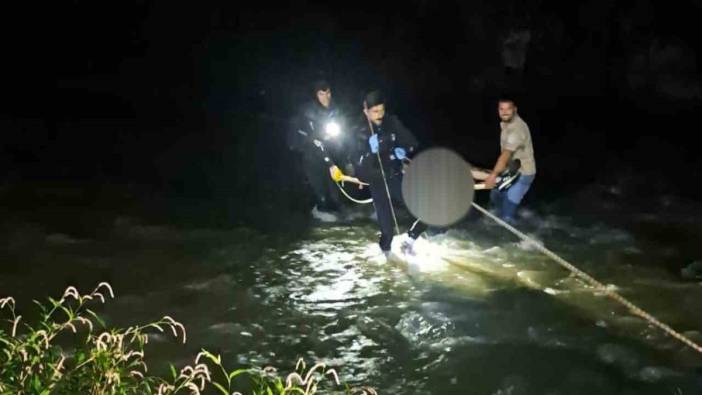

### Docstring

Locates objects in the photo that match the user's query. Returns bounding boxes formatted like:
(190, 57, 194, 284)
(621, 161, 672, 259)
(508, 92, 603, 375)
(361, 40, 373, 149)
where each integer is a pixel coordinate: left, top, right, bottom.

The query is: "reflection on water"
(1, 208, 701, 394)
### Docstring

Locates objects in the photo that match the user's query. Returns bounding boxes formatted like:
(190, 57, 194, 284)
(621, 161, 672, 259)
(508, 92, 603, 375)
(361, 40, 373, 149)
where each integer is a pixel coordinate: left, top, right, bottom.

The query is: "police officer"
(356, 90, 427, 256)
(288, 80, 351, 222)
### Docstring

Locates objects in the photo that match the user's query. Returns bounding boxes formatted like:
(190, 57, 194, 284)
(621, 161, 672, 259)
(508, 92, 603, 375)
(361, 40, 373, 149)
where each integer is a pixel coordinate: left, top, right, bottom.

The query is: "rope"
(470, 201, 702, 355)
(366, 115, 400, 235)
(335, 182, 373, 204)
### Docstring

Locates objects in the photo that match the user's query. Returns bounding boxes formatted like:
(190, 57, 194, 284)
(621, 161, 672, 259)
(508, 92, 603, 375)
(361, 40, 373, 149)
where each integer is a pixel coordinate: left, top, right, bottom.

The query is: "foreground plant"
(195, 350, 378, 395)
(0, 283, 375, 394)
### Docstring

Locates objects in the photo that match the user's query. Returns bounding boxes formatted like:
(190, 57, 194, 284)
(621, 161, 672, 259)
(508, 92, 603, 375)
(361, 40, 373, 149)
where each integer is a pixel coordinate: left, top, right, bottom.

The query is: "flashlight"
(325, 121, 341, 138)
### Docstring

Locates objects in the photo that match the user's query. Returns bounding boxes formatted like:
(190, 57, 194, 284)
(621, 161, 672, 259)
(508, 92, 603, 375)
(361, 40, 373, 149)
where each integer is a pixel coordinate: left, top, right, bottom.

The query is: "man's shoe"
(400, 237, 417, 256)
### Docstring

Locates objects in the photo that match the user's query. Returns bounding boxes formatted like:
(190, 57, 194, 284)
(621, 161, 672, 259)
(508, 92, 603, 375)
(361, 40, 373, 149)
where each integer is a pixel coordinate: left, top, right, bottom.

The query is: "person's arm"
(492, 149, 513, 175)
(336, 124, 371, 187)
(471, 168, 492, 181)
(324, 122, 374, 186)
(484, 150, 513, 188)
(328, 165, 368, 187)
(485, 127, 523, 188)
(297, 113, 336, 166)
(328, 129, 368, 187)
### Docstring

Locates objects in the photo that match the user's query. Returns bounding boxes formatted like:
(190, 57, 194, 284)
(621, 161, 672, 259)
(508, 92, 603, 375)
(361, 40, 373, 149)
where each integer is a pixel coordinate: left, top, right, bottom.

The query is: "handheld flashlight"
(325, 121, 341, 138)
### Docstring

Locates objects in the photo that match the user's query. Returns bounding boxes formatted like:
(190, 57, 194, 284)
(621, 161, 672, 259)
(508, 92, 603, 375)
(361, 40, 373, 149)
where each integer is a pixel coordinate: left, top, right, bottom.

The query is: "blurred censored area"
(402, 147, 474, 227)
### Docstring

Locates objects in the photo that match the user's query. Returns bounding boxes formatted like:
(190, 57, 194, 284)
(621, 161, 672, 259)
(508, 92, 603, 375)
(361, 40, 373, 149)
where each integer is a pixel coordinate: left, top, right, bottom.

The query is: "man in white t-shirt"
(482, 98, 536, 224)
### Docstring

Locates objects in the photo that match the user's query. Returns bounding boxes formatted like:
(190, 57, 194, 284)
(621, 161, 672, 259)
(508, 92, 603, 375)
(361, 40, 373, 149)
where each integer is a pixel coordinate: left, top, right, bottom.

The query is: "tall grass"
(0, 283, 376, 395)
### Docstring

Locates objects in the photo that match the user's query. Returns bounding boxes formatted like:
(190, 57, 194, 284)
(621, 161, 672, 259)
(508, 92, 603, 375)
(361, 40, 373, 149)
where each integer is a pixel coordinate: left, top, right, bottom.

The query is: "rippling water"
(1, 200, 701, 394)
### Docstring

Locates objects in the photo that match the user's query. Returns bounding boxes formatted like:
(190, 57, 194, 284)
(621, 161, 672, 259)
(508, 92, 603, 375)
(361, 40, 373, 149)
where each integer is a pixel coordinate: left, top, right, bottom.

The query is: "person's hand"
(368, 134, 379, 154)
(329, 165, 343, 182)
(393, 147, 406, 160)
(346, 176, 368, 187)
(485, 173, 498, 189)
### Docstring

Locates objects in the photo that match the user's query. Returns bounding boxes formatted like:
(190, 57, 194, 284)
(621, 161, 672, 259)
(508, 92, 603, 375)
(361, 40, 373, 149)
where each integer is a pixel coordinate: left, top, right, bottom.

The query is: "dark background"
(3, 0, 702, 229)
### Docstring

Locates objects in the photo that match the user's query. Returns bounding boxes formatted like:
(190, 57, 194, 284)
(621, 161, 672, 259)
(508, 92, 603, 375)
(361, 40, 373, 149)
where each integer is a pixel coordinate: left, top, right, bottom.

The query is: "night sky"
(3, 0, 702, 227)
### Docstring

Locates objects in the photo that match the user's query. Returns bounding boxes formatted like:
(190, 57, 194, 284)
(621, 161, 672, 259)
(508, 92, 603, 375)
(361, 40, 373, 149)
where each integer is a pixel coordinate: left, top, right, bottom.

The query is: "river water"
(1, 183, 701, 394)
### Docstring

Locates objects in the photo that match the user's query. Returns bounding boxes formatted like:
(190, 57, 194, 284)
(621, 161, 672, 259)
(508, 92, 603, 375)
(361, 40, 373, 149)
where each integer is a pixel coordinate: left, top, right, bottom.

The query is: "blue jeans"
(490, 174, 535, 224)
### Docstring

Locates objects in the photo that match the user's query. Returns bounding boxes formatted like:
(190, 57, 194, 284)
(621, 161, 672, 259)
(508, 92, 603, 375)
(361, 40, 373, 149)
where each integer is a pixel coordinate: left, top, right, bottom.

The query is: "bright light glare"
(390, 235, 449, 273)
(325, 121, 341, 138)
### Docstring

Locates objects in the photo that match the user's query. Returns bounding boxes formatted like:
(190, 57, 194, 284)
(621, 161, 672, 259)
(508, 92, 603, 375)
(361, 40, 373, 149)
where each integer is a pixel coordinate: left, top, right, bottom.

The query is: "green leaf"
(211, 381, 230, 395)
(228, 368, 251, 381)
(283, 388, 306, 395)
(85, 309, 106, 328)
(33, 299, 48, 314)
(198, 349, 222, 365)
(56, 304, 74, 321)
(74, 350, 87, 364)
(169, 363, 177, 381)
(31, 374, 42, 392)
(30, 343, 43, 356)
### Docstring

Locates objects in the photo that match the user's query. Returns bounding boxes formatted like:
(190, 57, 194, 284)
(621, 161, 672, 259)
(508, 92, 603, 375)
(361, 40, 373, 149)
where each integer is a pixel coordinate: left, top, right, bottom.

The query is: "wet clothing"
(288, 101, 351, 211)
(366, 170, 428, 251)
(355, 114, 428, 251)
(490, 173, 535, 224)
